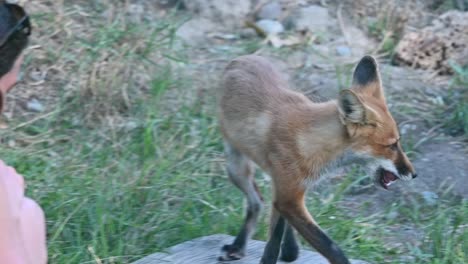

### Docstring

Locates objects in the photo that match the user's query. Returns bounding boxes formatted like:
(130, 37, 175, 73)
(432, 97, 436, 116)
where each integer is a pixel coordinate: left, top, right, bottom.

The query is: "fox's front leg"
(276, 187, 350, 264)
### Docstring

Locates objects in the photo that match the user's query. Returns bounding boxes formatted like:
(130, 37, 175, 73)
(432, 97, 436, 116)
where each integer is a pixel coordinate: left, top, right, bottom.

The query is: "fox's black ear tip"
(353, 55, 379, 86)
(359, 55, 378, 68)
(361, 55, 377, 61)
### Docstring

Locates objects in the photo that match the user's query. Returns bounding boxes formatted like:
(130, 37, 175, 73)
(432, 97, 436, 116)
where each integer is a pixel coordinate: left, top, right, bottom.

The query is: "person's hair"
(0, 3, 29, 77)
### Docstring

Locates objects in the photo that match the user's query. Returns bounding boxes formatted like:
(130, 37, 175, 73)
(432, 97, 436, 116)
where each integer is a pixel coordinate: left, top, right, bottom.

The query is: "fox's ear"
(352, 56, 383, 98)
(338, 89, 366, 124)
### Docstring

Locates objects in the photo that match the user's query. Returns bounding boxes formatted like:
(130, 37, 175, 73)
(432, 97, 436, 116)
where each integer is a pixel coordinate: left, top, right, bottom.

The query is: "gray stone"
(400, 124, 418, 135)
(176, 18, 218, 44)
(133, 234, 370, 264)
(183, 0, 252, 29)
(127, 4, 144, 23)
(339, 21, 377, 57)
(239, 28, 257, 38)
(336, 45, 352, 57)
(29, 68, 46, 82)
(304, 74, 340, 100)
(421, 191, 439, 206)
(255, 19, 284, 35)
(26, 98, 44, 112)
(386, 210, 400, 220)
(210, 33, 238, 40)
(292, 5, 330, 33)
(156, 0, 184, 9)
(257, 2, 282, 20)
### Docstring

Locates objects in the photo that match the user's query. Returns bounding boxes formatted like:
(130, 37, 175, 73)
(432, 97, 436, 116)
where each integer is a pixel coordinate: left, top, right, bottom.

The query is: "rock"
(267, 34, 302, 48)
(26, 98, 44, 112)
(183, 0, 252, 29)
(29, 67, 46, 82)
(285, 50, 306, 68)
(255, 19, 284, 35)
(123, 121, 138, 131)
(133, 234, 370, 264)
(400, 124, 417, 135)
(210, 33, 238, 40)
(304, 74, 340, 100)
(127, 4, 144, 23)
(421, 191, 438, 206)
(256, 2, 282, 20)
(386, 210, 399, 220)
(291, 5, 330, 33)
(336, 45, 351, 57)
(313, 44, 331, 56)
(340, 23, 377, 57)
(156, 0, 184, 9)
(239, 28, 257, 39)
(394, 11, 468, 74)
(176, 18, 218, 45)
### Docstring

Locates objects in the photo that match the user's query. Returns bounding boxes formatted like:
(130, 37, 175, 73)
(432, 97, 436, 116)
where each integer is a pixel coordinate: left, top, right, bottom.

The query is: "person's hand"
(0, 160, 47, 264)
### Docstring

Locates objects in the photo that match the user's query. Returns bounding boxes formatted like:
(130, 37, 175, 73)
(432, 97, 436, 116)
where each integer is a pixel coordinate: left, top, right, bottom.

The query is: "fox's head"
(338, 56, 417, 189)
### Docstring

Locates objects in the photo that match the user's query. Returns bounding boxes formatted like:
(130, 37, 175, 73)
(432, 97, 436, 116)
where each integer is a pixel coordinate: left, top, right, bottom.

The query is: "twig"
(399, 118, 423, 126)
(12, 110, 59, 130)
(413, 123, 444, 149)
(336, 4, 351, 50)
(245, 20, 266, 38)
(425, 123, 444, 136)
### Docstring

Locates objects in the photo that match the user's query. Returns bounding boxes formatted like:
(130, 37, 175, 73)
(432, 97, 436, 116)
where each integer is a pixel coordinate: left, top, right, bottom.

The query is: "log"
(133, 234, 370, 264)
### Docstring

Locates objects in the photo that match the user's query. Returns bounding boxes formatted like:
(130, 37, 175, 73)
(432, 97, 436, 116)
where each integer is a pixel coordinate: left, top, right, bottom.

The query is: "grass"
(1, 1, 467, 264)
(406, 198, 467, 263)
(358, 1, 409, 58)
(2, 100, 230, 263)
(440, 63, 468, 139)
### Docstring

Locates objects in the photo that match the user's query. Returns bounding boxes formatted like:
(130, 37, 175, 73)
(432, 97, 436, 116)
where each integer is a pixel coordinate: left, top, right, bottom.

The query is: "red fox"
(217, 55, 417, 264)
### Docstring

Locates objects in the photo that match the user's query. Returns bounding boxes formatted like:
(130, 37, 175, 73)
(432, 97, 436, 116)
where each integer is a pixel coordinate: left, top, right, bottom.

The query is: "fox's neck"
(296, 100, 351, 175)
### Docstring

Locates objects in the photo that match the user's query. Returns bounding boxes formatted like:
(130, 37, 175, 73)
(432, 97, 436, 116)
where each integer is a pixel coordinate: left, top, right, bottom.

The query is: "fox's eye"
(388, 143, 398, 151)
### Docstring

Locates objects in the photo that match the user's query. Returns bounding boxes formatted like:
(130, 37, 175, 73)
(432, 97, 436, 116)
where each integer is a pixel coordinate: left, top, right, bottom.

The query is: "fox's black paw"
(218, 244, 245, 261)
(280, 250, 299, 262)
(280, 242, 299, 262)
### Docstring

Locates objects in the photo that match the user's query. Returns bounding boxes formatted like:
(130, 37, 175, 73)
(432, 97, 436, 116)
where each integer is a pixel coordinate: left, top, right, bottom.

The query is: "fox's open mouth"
(378, 167, 398, 189)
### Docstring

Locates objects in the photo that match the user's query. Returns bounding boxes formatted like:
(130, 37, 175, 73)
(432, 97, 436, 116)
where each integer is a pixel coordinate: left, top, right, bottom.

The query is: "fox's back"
(218, 55, 310, 119)
(218, 55, 311, 168)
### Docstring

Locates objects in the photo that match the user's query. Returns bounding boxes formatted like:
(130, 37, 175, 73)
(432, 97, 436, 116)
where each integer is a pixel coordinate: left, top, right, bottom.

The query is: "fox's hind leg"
(219, 141, 263, 261)
(260, 208, 299, 263)
(280, 223, 299, 262)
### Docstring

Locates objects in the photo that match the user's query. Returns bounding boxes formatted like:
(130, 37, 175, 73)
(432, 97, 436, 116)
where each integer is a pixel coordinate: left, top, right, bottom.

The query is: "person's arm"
(19, 197, 47, 263)
(0, 160, 47, 264)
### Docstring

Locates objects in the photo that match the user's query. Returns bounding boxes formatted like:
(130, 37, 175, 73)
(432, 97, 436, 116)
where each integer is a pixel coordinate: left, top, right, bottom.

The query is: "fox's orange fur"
(217, 55, 417, 264)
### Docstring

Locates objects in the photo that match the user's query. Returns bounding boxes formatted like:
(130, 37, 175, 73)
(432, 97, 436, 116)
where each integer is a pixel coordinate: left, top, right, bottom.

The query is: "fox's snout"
(394, 144, 417, 181)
